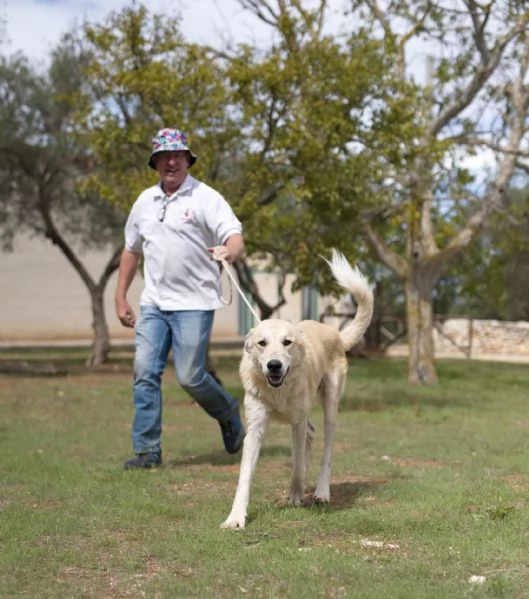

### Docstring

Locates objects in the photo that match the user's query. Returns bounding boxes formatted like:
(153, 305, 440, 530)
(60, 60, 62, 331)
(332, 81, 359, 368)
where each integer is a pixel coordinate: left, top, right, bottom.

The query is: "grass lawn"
(2, 352, 529, 598)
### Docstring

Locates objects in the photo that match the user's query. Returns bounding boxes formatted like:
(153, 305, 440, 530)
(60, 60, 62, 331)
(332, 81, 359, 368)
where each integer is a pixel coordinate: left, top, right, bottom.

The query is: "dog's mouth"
(265, 368, 289, 388)
(266, 374, 284, 388)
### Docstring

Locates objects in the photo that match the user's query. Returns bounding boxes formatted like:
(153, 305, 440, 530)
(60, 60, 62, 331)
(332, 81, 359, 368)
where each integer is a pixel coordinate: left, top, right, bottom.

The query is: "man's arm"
(209, 234, 245, 264)
(115, 248, 141, 327)
(225, 234, 245, 263)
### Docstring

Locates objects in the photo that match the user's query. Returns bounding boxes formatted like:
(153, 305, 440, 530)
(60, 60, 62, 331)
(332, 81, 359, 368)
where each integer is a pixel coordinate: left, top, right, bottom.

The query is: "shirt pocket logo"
(178, 208, 196, 223)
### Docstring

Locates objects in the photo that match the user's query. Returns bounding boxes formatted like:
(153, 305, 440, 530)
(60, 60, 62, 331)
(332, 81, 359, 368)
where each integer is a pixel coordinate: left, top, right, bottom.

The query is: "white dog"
(221, 250, 374, 529)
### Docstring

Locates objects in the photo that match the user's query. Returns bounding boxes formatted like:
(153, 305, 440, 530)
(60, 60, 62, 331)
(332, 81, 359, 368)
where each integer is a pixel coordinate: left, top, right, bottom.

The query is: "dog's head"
(243, 319, 304, 389)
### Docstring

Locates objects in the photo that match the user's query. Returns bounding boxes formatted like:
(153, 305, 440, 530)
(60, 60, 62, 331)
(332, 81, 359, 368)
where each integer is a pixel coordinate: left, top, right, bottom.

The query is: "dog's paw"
(221, 514, 246, 529)
(313, 488, 331, 504)
(288, 493, 305, 507)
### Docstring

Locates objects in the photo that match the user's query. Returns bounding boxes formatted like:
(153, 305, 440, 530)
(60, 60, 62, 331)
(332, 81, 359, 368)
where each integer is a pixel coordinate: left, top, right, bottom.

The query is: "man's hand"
(116, 298, 136, 328)
(208, 234, 244, 264)
(208, 245, 233, 264)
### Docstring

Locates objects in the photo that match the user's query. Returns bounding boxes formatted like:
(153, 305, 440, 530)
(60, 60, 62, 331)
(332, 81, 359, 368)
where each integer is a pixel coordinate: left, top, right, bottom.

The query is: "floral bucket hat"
(148, 128, 198, 169)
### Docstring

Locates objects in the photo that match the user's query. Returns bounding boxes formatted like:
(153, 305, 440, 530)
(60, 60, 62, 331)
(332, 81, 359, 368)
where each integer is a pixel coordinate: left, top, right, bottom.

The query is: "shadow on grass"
(323, 477, 394, 511)
(256, 476, 397, 522)
(166, 444, 291, 468)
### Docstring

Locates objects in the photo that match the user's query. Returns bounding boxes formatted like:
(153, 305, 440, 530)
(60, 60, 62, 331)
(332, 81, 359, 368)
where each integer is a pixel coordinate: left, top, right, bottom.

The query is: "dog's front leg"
(305, 421, 316, 474)
(313, 389, 339, 504)
(289, 419, 308, 506)
(221, 398, 268, 530)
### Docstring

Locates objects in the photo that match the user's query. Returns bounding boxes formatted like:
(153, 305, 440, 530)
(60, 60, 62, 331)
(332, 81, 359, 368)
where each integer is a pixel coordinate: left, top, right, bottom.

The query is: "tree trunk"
(37, 206, 122, 367)
(87, 287, 110, 366)
(405, 269, 438, 385)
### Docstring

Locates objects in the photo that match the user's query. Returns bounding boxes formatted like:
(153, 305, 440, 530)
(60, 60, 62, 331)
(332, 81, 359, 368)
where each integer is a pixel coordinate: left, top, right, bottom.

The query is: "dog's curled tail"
(323, 249, 375, 352)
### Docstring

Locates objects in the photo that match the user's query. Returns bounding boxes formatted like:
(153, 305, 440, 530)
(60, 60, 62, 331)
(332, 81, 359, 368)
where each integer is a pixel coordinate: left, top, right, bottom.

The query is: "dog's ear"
(294, 328, 306, 350)
(244, 328, 255, 353)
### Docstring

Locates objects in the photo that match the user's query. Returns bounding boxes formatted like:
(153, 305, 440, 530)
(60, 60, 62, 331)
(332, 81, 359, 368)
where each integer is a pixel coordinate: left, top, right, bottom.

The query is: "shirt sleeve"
(124, 201, 143, 253)
(206, 191, 243, 244)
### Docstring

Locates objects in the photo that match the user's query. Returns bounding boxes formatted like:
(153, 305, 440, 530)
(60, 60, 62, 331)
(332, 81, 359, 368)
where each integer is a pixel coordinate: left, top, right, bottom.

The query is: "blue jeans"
(131, 305, 240, 454)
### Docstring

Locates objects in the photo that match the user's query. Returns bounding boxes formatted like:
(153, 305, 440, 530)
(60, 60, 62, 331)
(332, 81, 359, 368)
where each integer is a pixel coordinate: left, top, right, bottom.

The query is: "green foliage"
(65, 1, 414, 294)
(453, 187, 529, 320)
(226, 22, 415, 287)
(0, 47, 125, 252)
(72, 3, 235, 211)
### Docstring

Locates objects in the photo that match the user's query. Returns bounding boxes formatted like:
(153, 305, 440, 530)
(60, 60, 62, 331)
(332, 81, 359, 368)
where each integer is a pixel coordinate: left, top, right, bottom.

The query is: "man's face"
(154, 150, 190, 193)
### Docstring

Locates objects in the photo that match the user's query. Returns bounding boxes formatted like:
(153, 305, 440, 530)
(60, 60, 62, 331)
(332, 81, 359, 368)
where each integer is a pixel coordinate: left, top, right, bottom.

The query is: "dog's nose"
(267, 359, 282, 372)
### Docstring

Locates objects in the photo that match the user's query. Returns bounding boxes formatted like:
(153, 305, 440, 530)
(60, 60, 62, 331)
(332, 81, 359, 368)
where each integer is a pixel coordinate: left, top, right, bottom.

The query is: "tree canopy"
(229, 0, 529, 383)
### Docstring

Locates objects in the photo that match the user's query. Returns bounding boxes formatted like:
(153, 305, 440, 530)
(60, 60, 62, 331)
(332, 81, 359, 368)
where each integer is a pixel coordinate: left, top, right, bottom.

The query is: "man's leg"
(125, 305, 171, 469)
(169, 310, 244, 453)
(206, 345, 223, 386)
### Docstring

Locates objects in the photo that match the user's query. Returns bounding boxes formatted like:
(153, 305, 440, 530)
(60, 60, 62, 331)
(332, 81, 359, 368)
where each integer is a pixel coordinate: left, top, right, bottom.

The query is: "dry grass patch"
(496, 474, 529, 492)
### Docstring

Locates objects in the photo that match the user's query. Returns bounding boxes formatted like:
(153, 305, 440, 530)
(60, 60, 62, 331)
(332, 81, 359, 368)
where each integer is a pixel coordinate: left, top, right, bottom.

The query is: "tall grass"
(2, 355, 529, 598)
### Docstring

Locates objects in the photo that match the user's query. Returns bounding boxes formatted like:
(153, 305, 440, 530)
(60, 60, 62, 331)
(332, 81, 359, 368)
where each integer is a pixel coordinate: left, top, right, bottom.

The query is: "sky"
(1, 0, 272, 60)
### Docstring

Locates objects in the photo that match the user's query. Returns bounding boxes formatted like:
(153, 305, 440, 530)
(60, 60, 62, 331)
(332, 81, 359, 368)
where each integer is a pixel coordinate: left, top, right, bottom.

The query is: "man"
(115, 127, 245, 469)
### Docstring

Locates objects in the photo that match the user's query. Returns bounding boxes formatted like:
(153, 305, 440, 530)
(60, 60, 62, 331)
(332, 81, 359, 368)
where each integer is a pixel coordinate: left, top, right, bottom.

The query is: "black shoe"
(219, 410, 245, 454)
(123, 452, 161, 470)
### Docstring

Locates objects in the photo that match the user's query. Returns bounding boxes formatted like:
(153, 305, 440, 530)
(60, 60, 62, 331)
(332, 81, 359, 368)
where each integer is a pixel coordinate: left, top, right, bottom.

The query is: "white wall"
(0, 236, 240, 344)
(0, 236, 349, 346)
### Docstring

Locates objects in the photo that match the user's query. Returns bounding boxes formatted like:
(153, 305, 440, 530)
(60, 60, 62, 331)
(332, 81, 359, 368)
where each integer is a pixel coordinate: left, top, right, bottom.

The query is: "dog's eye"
(282, 339, 293, 347)
(257, 340, 267, 347)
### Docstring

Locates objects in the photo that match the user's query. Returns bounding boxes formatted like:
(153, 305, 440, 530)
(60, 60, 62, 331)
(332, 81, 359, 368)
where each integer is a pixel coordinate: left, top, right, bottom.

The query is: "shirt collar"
(154, 174, 195, 201)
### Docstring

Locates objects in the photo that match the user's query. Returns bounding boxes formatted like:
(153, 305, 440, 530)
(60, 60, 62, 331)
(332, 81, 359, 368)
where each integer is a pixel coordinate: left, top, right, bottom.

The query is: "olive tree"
(0, 46, 126, 365)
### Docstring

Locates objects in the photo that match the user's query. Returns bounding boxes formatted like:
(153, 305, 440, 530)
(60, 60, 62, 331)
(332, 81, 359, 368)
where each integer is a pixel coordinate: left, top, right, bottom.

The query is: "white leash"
(221, 258, 262, 323)
(215, 255, 261, 323)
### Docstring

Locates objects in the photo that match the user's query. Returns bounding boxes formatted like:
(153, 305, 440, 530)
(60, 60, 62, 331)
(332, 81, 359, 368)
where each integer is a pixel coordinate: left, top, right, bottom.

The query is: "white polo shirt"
(125, 175, 242, 311)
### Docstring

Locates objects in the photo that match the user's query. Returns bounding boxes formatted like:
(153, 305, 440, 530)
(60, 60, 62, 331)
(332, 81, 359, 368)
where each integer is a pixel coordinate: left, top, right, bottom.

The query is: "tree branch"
(430, 8, 529, 136)
(464, 0, 491, 62)
(363, 222, 408, 278)
(35, 183, 97, 295)
(97, 244, 123, 290)
(237, 0, 280, 27)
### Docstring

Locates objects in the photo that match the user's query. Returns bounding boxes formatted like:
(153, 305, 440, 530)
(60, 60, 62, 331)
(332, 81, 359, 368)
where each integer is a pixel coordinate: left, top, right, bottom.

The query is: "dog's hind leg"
(289, 419, 309, 506)
(313, 371, 344, 503)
